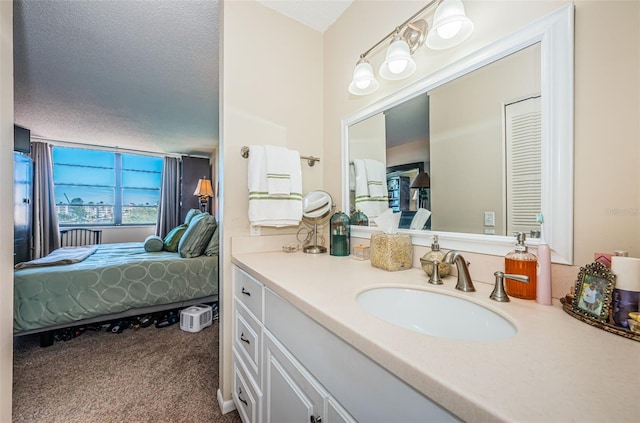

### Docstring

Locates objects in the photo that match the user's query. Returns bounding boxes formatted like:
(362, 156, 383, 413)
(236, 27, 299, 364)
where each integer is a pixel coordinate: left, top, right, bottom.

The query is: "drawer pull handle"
(238, 388, 248, 406)
(310, 416, 322, 423)
(240, 332, 250, 344)
(241, 287, 251, 296)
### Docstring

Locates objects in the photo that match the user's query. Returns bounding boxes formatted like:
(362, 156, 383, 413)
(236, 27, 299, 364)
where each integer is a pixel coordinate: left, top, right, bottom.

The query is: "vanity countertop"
(231, 251, 639, 423)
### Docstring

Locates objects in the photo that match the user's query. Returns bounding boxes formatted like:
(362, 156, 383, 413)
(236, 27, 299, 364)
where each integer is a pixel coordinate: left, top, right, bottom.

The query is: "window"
(53, 146, 163, 226)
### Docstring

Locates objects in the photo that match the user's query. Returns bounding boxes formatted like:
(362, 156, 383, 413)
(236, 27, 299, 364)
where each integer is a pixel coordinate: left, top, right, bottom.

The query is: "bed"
(13, 241, 218, 336)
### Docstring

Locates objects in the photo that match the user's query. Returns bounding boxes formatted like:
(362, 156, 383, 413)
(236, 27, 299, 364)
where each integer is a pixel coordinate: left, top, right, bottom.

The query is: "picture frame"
(571, 261, 616, 322)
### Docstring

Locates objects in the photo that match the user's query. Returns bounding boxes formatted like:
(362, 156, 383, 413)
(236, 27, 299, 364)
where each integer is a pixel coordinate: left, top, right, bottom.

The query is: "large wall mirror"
(342, 5, 574, 264)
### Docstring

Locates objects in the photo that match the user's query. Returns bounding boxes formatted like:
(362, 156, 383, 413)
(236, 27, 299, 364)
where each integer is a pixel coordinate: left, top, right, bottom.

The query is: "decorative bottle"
(505, 232, 537, 300)
(420, 235, 450, 278)
(330, 211, 350, 257)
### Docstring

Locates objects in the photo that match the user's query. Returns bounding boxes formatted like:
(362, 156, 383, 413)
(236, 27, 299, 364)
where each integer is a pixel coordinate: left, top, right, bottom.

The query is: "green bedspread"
(14, 242, 218, 333)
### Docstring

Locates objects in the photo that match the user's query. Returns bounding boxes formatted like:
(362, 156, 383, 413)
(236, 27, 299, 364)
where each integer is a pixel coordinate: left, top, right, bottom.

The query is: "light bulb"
(355, 79, 371, 89)
(388, 59, 408, 74)
(436, 21, 463, 39)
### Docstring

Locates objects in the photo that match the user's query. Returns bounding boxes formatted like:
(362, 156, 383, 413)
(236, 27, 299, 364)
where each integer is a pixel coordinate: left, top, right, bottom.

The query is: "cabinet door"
(263, 331, 327, 423)
(327, 397, 357, 423)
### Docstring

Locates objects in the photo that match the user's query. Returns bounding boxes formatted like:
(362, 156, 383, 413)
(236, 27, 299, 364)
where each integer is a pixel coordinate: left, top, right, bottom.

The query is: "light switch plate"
(484, 211, 495, 227)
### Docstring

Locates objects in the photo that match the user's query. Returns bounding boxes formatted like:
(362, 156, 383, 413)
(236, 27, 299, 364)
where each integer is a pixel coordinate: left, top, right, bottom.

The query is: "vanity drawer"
(233, 349, 262, 423)
(234, 299, 262, 382)
(234, 267, 264, 321)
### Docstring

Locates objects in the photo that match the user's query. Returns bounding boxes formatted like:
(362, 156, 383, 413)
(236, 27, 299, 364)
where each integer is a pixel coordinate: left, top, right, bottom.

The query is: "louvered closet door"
(505, 96, 541, 235)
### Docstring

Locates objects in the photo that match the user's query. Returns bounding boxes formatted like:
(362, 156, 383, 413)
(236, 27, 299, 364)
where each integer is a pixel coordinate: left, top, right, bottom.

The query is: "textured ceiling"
(13, 0, 350, 157)
(13, 0, 220, 156)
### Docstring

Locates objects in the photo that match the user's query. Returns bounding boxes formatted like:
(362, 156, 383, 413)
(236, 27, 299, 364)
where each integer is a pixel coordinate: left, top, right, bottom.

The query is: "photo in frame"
(571, 261, 616, 322)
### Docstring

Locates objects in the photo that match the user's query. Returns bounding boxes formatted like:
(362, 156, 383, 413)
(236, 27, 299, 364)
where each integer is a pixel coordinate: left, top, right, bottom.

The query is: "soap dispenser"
(505, 232, 537, 300)
(330, 211, 350, 257)
(420, 235, 451, 278)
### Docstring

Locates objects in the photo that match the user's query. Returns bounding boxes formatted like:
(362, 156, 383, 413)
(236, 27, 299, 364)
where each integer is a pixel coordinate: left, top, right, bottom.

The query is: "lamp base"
(304, 245, 327, 254)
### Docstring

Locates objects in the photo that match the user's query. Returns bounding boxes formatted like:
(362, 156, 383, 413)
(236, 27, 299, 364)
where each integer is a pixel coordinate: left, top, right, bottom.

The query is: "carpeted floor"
(13, 319, 242, 423)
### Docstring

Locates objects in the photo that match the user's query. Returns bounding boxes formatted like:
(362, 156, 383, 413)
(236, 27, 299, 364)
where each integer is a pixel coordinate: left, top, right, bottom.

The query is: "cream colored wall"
(430, 44, 540, 235)
(0, 2, 13, 419)
(324, 0, 640, 265)
(219, 0, 323, 404)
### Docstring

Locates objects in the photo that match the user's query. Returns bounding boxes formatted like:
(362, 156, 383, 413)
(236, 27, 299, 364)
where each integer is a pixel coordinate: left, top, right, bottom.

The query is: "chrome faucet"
(442, 250, 475, 292)
(490, 271, 529, 302)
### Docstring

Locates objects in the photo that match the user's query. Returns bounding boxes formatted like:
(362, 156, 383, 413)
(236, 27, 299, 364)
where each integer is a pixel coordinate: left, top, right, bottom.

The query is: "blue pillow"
(184, 208, 202, 225)
(178, 213, 217, 258)
(144, 235, 164, 252)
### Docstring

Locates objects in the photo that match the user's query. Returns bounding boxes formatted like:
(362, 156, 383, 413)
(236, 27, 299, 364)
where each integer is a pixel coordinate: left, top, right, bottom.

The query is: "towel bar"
(241, 146, 320, 167)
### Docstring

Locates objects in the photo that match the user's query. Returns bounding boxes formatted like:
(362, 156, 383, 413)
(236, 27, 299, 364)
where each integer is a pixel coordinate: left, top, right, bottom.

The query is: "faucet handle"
(428, 260, 443, 285)
(490, 271, 530, 302)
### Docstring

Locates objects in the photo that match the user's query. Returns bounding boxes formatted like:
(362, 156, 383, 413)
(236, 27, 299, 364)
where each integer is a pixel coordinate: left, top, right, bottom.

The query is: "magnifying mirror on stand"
(299, 190, 334, 254)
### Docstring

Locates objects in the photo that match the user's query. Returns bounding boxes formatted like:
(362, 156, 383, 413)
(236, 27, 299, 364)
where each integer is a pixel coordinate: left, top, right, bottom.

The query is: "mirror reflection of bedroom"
(11, 1, 233, 421)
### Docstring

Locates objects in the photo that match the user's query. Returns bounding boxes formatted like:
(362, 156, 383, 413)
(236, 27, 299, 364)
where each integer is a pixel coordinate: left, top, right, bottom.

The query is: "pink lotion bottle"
(536, 213, 552, 305)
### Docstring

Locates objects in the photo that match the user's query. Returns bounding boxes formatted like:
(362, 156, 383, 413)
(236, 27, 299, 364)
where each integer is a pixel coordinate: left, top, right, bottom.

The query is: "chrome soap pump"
(330, 211, 350, 257)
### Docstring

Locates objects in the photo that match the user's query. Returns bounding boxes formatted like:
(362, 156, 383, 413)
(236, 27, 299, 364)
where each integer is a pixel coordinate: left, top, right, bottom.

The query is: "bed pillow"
(184, 208, 202, 226)
(144, 235, 164, 252)
(163, 224, 188, 252)
(204, 226, 219, 256)
(178, 213, 217, 258)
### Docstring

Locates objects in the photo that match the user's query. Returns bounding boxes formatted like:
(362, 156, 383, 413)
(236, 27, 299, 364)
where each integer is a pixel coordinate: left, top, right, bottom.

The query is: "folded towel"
(15, 245, 98, 269)
(248, 145, 302, 227)
(265, 145, 293, 195)
(353, 159, 389, 219)
(364, 159, 386, 198)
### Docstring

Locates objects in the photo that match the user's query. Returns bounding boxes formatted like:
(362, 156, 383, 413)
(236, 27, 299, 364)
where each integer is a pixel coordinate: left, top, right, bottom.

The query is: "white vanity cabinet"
(232, 266, 264, 423)
(233, 265, 355, 423)
(232, 265, 458, 423)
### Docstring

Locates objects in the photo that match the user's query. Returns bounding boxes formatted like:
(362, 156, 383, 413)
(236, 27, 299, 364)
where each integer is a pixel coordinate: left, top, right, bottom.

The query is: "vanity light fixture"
(348, 0, 474, 96)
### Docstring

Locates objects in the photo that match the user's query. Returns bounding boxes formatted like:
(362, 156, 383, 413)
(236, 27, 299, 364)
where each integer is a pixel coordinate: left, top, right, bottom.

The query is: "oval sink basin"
(356, 288, 516, 341)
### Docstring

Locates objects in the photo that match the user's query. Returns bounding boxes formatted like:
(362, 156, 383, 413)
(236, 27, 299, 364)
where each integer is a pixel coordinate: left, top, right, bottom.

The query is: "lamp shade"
(425, 0, 474, 50)
(379, 35, 416, 81)
(193, 178, 214, 198)
(410, 172, 430, 189)
(348, 57, 379, 95)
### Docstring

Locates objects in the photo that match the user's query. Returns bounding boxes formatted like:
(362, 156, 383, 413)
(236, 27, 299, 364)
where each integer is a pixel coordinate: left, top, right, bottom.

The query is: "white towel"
(364, 159, 386, 198)
(265, 145, 293, 195)
(353, 159, 389, 220)
(248, 145, 302, 227)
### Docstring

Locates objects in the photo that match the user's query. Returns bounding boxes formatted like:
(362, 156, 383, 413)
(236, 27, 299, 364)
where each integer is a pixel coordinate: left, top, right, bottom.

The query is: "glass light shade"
(425, 0, 474, 50)
(348, 58, 379, 95)
(379, 37, 416, 81)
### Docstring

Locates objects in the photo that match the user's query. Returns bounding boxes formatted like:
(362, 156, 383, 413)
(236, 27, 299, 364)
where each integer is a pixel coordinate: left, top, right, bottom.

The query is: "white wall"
(0, 2, 13, 419)
(219, 0, 323, 405)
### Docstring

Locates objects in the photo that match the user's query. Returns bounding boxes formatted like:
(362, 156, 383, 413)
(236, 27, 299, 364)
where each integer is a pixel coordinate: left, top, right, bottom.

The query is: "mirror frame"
(342, 5, 574, 264)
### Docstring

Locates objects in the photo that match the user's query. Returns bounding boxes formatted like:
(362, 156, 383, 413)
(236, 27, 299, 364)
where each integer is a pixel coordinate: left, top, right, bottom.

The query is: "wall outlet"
(250, 224, 261, 237)
(484, 228, 496, 235)
(484, 211, 495, 227)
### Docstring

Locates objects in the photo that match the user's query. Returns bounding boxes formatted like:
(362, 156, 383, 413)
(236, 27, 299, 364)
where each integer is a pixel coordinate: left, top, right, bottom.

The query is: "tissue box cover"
(370, 233, 413, 271)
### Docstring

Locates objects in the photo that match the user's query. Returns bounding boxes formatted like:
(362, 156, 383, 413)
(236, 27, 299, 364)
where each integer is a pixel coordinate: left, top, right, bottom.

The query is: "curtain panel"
(155, 156, 181, 238)
(31, 142, 60, 258)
